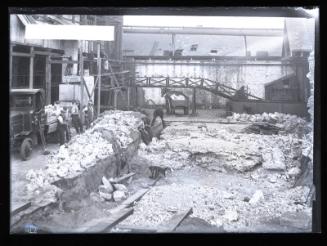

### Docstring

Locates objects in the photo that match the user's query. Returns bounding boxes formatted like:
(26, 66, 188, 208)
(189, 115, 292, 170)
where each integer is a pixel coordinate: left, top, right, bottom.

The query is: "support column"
(171, 34, 175, 56)
(45, 56, 51, 105)
(192, 88, 196, 115)
(79, 46, 84, 118)
(29, 47, 34, 89)
(243, 36, 248, 56)
(114, 90, 118, 110)
(97, 42, 101, 117)
(127, 87, 131, 109)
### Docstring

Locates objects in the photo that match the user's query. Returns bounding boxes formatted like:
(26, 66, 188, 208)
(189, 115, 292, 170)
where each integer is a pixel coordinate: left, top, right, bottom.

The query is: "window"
(11, 95, 33, 108)
(174, 49, 183, 56)
(283, 80, 290, 88)
(190, 44, 198, 51)
(210, 49, 218, 54)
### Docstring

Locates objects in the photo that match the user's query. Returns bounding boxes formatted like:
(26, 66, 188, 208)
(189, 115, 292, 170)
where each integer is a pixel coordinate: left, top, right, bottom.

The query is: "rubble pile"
(138, 122, 306, 175)
(25, 111, 145, 196)
(227, 112, 308, 135)
(122, 183, 311, 231)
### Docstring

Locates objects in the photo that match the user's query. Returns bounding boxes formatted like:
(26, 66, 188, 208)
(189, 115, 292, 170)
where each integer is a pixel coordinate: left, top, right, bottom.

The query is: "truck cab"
(10, 89, 46, 160)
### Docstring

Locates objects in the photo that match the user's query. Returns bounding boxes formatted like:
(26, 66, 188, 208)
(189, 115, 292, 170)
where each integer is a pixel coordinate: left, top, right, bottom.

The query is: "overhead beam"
(123, 26, 283, 36)
(12, 52, 34, 57)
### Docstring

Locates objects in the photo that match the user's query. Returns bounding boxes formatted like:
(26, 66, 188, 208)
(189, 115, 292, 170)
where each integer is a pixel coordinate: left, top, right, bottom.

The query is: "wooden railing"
(134, 76, 263, 101)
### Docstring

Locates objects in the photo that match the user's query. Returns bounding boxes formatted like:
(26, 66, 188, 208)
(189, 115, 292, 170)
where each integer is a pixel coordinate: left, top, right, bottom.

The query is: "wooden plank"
(121, 188, 149, 206)
(75, 208, 133, 233)
(108, 188, 149, 214)
(49, 60, 79, 64)
(110, 172, 136, 184)
(11, 202, 31, 216)
(12, 52, 34, 57)
(114, 225, 157, 233)
(157, 208, 193, 232)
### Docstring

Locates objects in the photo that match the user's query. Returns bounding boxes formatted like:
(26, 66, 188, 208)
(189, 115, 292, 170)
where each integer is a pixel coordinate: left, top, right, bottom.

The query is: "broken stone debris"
(224, 210, 239, 222)
(262, 147, 286, 171)
(102, 176, 114, 192)
(97, 175, 129, 202)
(113, 190, 127, 202)
(227, 112, 308, 135)
(25, 111, 144, 203)
(114, 184, 128, 191)
(249, 190, 264, 205)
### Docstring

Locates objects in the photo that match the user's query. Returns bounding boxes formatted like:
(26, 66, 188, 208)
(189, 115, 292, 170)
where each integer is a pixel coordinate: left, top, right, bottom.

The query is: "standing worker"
(57, 109, 67, 146)
(151, 108, 165, 128)
(83, 100, 94, 129)
(62, 107, 71, 142)
(71, 101, 83, 134)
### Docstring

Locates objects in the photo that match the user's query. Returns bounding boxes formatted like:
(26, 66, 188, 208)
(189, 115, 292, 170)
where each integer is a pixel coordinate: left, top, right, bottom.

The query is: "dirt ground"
(11, 110, 313, 233)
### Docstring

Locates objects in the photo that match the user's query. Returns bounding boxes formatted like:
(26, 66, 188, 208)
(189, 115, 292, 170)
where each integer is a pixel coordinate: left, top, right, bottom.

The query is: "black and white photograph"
(8, 7, 319, 234)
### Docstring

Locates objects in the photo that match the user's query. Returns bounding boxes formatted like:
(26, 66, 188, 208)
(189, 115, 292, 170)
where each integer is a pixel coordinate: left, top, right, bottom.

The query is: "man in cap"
(71, 100, 83, 134)
(57, 109, 68, 145)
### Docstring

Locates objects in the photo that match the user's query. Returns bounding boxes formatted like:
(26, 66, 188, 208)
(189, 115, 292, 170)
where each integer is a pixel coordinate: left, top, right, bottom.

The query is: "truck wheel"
(20, 138, 33, 161)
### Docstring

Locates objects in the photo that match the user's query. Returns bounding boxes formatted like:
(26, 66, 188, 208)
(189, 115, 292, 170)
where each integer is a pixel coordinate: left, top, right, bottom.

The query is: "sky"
(123, 16, 285, 29)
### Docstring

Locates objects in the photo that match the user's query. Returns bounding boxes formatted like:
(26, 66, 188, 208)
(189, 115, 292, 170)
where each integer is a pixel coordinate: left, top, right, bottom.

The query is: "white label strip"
(25, 24, 115, 41)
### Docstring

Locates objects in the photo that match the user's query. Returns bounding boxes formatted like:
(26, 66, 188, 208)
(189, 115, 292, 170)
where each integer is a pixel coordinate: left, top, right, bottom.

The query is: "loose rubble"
(227, 112, 308, 136)
(96, 176, 129, 202)
(25, 111, 145, 199)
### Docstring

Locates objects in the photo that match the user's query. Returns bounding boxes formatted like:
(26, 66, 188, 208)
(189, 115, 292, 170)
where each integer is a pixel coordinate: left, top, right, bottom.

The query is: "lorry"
(163, 90, 189, 115)
(10, 89, 48, 160)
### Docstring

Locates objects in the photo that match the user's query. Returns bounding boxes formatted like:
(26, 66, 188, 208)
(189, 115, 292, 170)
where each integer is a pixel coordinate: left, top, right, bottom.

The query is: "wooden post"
(29, 47, 34, 89)
(192, 88, 196, 115)
(114, 90, 118, 109)
(127, 87, 131, 109)
(79, 46, 84, 117)
(45, 56, 51, 105)
(9, 45, 13, 89)
(97, 42, 101, 116)
(244, 36, 248, 56)
(171, 34, 175, 56)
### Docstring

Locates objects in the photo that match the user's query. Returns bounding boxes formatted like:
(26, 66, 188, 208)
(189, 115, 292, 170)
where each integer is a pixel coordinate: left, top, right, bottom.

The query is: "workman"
(57, 109, 68, 146)
(151, 108, 165, 128)
(71, 101, 83, 134)
(83, 100, 94, 129)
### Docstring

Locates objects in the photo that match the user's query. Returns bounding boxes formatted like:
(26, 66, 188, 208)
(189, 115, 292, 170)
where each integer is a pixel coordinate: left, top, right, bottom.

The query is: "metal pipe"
(123, 26, 283, 36)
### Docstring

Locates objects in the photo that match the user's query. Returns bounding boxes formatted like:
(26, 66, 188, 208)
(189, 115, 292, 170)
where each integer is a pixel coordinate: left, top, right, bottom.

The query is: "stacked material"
(96, 176, 128, 202)
(44, 104, 58, 123)
(25, 111, 144, 196)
